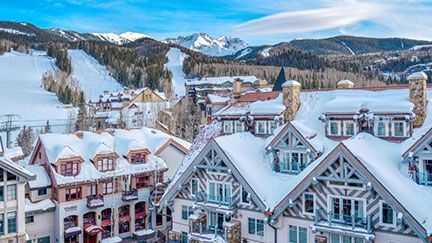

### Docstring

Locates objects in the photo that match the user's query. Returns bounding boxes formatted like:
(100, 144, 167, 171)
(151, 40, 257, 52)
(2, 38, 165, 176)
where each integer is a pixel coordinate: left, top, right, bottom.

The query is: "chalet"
(159, 71, 432, 243)
(26, 127, 190, 243)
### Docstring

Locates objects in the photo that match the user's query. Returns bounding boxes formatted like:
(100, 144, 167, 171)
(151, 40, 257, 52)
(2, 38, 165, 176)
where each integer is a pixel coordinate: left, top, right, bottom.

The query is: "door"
(84, 234, 97, 243)
(217, 213, 224, 230)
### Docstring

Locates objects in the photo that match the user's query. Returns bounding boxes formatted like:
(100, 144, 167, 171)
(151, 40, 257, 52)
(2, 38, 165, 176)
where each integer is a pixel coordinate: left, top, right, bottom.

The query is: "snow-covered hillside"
(92, 32, 151, 45)
(164, 48, 193, 97)
(165, 33, 248, 56)
(68, 50, 124, 102)
(0, 51, 70, 143)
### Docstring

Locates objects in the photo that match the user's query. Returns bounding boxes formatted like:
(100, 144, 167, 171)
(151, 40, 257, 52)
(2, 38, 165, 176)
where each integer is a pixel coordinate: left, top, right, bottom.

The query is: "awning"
(85, 225, 103, 235)
(119, 215, 130, 223)
(64, 226, 82, 238)
(135, 212, 147, 219)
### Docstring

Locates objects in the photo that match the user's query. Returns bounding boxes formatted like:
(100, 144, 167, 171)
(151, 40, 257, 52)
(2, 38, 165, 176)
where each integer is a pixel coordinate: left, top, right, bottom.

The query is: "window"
(0, 187, 3, 201)
(7, 172, 16, 181)
(7, 212, 16, 233)
(65, 187, 82, 201)
(102, 182, 113, 195)
(156, 213, 163, 226)
(303, 193, 315, 215)
(380, 201, 396, 227)
(7, 185, 16, 200)
(208, 182, 231, 205)
(136, 175, 151, 189)
(248, 218, 264, 236)
(329, 196, 365, 225)
(280, 151, 308, 173)
(131, 153, 146, 164)
(190, 179, 199, 196)
(255, 121, 267, 134)
(376, 120, 388, 137)
(268, 121, 278, 134)
(328, 121, 341, 136)
(392, 121, 405, 137)
(181, 232, 188, 243)
(181, 206, 193, 220)
(241, 187, 250, 204)
(343, 121, 355, 136)
(37, 236, 50, 243)
(97, 158, 114, 171)
(0, 214, 3, 235)
(330, 234, 363, 243)
(234, 121, 244, 133)
(25, 215, 34, 224)
(38, 188, 47, 196)
(60, 162, 79, 176)
(289, 225, 307, 243)
(223, 121, 233, 134)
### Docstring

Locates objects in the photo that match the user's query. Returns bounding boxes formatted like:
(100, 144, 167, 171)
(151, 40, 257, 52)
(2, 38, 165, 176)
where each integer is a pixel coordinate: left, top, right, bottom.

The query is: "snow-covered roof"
(25, 165, 51, 188)
(0, 156, 35, 181)
(186, 76, 257, 86)
(282, 80, 301, 87)
(408, 71, 428, 80)
(337, 79, 354, 86)
(207, 94, 230, 104)
(3, 146, 24, 160)
(25, 198, 55, 213)
(215, 133, 298, 210)
(217, 94, 285, 117)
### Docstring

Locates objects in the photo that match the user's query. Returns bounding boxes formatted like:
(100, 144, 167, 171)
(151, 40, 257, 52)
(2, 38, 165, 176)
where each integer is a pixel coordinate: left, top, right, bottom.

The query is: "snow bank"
(164, 48, 191, 97)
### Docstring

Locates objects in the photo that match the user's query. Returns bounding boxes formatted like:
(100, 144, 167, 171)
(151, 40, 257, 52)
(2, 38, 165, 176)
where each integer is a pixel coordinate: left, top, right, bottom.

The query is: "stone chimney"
(282, 80, 301, 122)
(408, 72, 428, 127)
(337, 79, 355, 89)
(233, 78, 243, 95)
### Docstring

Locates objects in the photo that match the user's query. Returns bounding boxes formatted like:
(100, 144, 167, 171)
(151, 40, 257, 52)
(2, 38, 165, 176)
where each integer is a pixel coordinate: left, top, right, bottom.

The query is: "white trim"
(302, 192, 315, 216)
(207, 180, 232, 203)
(288, 224, 308, 243)
(223, 120, 234, 134)
(379, 200, 397, 227)
(240, 186, 251, 205)
(326, 180, 366, 190)
(327, 195, 367, 221)
(234, 120, 245, 133)
(255, 120, 268, 134)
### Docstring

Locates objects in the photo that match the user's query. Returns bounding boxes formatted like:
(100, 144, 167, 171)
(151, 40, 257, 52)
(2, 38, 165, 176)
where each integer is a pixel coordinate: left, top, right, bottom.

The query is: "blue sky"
(2, 0, 432, 45)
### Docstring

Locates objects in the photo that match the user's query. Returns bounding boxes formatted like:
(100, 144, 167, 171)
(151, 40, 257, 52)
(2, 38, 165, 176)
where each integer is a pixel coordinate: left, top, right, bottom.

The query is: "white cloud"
(234, 0, 432, 40)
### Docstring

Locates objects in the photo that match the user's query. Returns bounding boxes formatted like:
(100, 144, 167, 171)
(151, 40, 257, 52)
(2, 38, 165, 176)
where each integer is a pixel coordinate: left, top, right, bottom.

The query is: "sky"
(2, 0, 432, 45)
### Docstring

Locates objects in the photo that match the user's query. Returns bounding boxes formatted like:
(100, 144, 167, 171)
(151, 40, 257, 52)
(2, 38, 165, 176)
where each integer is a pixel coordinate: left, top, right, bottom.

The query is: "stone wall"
(409, 77, 427, 127)
(283, 81, 301, 122)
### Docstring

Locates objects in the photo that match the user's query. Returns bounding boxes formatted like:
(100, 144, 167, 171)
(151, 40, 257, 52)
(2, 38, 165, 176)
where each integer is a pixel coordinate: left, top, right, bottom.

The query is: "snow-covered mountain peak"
(92, 32, 152, 45)
(164, 32, 249, 56)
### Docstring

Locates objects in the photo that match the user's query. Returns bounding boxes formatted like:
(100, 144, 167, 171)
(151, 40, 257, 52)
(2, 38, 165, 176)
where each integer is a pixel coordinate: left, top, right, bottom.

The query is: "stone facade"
(409, 75, 428, 127)
(282, 81, 301, 122)
(224, 220, 241, 243)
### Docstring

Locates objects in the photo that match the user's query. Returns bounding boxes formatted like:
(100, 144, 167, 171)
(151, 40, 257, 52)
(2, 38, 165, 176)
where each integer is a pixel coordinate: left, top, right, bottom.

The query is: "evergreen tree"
(44, 120, 52, 134)
(76, 91, 89, 131)
(17, 126, 35, 157)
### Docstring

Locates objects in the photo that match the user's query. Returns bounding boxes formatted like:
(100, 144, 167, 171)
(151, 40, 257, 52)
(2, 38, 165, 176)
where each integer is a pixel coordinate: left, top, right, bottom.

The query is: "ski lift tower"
(0, 114, 21, 146)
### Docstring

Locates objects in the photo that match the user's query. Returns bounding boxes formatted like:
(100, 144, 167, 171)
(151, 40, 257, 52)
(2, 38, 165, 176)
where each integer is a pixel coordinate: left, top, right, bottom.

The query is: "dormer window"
(223, 121, 233, 134)
(131, 153, 146, 164)
(392, 121, 406, 137)
(268, 121, 278, 135)
(234, 121, 244, 133)
(96, 157, 114, 172)
(343, 121, 356, 136)
(280, 151, 308, 173)
(328, 121, 341, 136)
(60, 162, 79, 176)
(376, 120, 389, 137)
(255, 121, 267, 134)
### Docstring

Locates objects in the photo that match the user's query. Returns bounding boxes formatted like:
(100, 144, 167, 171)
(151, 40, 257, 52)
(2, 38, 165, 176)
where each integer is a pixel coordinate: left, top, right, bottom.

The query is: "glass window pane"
(289, 225, 298, 243)
(299, 227, 307, 243)
(248, 218, 255, 235)
(256, 219, 264, 236)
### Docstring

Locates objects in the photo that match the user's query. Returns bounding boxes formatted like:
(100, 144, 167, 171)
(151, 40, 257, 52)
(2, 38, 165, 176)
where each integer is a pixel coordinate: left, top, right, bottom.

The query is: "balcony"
(194, 192, 233, 209)
(414, 171, 432, 186)
(190, 223, 227, 242)
(86, 194, 104, 209)
(313, 209, 373, 235)
(122, 189, 138, 201)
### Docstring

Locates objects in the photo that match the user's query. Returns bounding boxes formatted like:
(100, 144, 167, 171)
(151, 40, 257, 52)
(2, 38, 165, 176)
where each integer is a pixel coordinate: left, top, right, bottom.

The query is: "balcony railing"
(314, 209, 372, 234)
(86, 194, 104, 209)
(414, 171, 432, 186)
(122, 189, 138, 201)
(194, 192, 232, 208)
(190, 223, 227, 240)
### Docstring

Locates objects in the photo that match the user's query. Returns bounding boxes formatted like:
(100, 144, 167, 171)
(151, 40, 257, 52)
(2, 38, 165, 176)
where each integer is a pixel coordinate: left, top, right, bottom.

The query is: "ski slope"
(0, 51, 70, 144)
(164, 48, 193, 97)
(68, 50, 123, 102)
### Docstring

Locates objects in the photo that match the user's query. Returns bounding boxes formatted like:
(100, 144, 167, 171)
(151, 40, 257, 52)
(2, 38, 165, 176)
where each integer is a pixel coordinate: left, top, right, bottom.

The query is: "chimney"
(408, 72, 428, 127)
(232, 78, 243, 97)
(282, 80, 301, 122)
(337, 79, 355, 89)
(123, 87, 130, 96)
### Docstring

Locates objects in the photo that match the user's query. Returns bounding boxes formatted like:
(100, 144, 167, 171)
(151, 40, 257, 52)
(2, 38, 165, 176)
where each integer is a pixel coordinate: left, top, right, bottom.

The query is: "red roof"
(238, 91, 280, 102)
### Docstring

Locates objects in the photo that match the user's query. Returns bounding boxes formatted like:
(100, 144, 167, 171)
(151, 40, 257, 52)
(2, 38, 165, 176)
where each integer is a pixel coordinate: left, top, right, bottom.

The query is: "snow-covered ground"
(68, 50, 123, 102)
(164, 48, 194, 97)
(261, 47, 272, 58)
(0, 51, 70, 144)
(341, 41, 355, 55)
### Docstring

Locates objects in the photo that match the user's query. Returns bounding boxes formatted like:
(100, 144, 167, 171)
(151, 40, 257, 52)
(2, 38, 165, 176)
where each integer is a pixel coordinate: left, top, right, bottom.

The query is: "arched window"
(118, 205, 130, 233)
(101, 209, 112, 239)
(83, 212, 96, 228)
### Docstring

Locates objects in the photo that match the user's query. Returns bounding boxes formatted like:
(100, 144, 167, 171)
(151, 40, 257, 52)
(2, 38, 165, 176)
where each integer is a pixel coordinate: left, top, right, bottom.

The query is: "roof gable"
(272, 142, 428, 239)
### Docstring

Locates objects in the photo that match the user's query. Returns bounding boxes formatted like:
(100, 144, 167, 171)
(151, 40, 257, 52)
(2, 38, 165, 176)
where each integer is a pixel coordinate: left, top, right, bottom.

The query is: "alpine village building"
(159, 71, 432, 243)
(24, 127, 190, 243)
